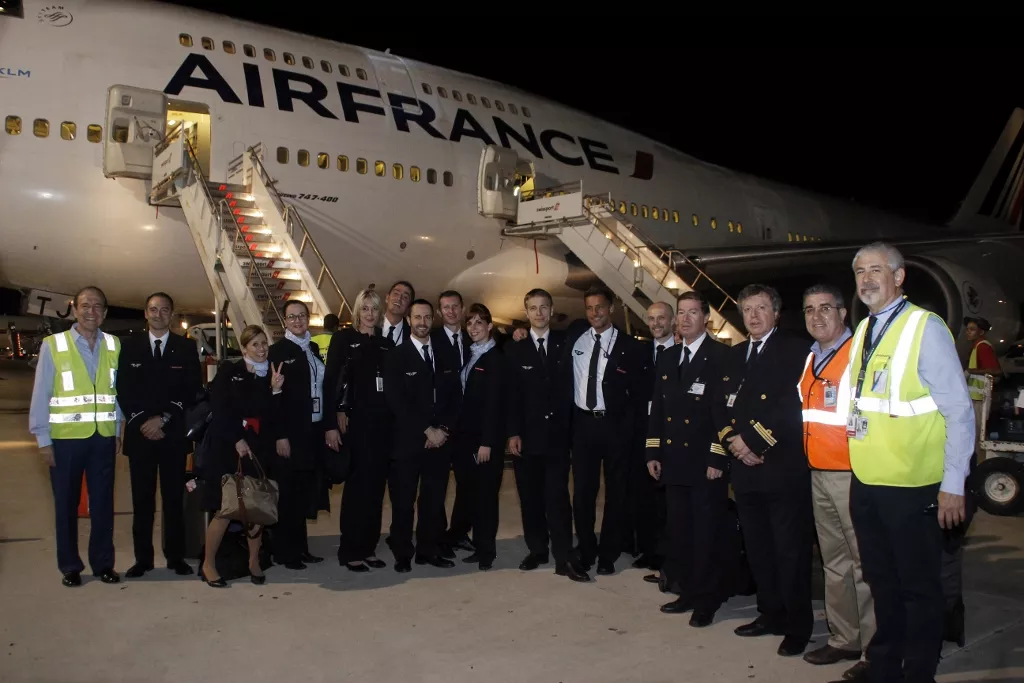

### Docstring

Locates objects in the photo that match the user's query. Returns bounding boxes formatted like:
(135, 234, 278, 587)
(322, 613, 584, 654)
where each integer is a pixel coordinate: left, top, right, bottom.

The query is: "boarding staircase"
(502, 182, 745, 344)
(148, 126, 353, 343)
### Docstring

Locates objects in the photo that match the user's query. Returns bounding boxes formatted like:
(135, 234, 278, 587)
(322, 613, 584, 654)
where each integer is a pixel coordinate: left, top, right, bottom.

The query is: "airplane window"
(297, 149, 309, 167)
(453, 91, 463, 102)
(642, 205, 649, 218)
(32, 119, 49, 138)
(339, 64, 351, 77)
(283, 52, 296, 66)
(787, 232, 793, 242)
(317, 153, 329, 169)
(356, 158, 367, 174)
(200, 37, 213, 51)
(672, 211, 679, 223)
(86, 124, 101, 143)
(737, 222, 743, 233)
(663, 209, 669, 222)
(277, 147, 289, 164)
(60, 121, 76, 140)
(321, 60, 332, 73)
(243, 44, 256, 58)
(443, 171, 454, 187)
(495, 100, 505, 112)
(794, 232, 801, 241)
(264, 48, 276, 62)
(223, 41, 235, 54)
(467, 93, 477, 105)
(427, 168, 437, 184)
(356, 68, 368, 81)
(652, 207, 659, 220)
(422, 83, 432, 95)
(5, 115, 22, 136)
(337, 155, 348, 172)
(691, 213, 699, 226)
(393, 163, 403, 180)
(302, 56, 314, 70)
(179, 34, 192, 48)
(481, 97, 491, 109)
(728, 221, 734, 232)
(509, 103, 519, 115)
(522, 106, 532, 118)
(438, 87, 448, 98)
(631, 203, 637, 216)
(374, 160, 385, 176)
(710, 218, 717, 230)
(619, 201, 626, 214)
(410, 166, 421, 182)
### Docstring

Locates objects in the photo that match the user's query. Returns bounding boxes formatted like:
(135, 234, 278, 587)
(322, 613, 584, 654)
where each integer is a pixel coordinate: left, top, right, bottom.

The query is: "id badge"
(376, 376, 384, 393)
(312, 397, 321, 414)
(726, 393, 737, 408)
(689, 382, 705, 396)
(824, 384, 837, 407)
(846, 413, 868, 440)
(871, 368, 888, 393)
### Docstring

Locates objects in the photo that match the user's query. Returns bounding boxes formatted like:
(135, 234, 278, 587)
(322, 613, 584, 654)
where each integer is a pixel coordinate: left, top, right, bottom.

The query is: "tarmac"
(0, 358, 1021, 683)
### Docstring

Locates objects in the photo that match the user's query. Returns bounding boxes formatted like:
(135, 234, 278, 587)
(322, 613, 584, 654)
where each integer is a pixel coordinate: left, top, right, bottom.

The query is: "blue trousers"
(49, 434, 116, 574)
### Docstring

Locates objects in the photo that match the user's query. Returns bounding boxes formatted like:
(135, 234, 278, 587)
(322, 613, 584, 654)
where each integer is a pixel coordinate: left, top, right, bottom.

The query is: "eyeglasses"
(803, 305, 836, 316)
(285, 313, 308, 322)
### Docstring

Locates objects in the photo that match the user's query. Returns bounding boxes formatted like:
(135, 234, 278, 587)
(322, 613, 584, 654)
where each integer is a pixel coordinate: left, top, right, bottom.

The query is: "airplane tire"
(972, 457, 1024, 516)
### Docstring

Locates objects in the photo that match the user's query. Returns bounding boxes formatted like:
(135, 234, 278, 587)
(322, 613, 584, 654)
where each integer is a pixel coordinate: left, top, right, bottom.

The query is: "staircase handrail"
(245, 147, 353, 323)
(177, 135, 285, 330)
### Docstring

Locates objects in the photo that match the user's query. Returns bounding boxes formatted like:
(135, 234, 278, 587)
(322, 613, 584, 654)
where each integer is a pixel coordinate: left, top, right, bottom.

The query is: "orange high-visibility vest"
(798, 337, 853, 471)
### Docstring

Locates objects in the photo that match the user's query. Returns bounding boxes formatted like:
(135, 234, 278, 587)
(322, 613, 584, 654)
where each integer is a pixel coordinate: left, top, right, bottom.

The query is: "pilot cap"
(964, 316, 991, 332)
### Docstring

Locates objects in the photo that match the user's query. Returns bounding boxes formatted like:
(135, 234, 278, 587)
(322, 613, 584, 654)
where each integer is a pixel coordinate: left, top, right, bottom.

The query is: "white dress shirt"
(530, 328, 549, 353)
(382, 318, 405, 344)
(149, 330, 170, 357)
(747, 327, 775, 361)
(573, 326, 617, 411)
(679, 331, 707, 364)
(652, 335, 675, 364)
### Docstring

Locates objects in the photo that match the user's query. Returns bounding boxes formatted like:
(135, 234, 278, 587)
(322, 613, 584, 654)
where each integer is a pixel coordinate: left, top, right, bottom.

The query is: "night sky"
(160, 4, 1023, 227)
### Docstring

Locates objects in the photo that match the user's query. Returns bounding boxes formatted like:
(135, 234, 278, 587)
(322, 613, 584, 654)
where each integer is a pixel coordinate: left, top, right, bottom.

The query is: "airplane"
(2, 0, 1023, 352)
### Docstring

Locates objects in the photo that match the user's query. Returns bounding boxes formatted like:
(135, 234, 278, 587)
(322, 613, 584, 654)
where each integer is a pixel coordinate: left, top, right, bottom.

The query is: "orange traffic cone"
(78, 475, 89, 518)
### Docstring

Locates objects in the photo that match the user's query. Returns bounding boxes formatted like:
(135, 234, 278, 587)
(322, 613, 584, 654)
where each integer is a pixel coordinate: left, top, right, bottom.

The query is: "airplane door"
(753, 205, 780, 241)
(478, 145, 519, 221)
(368, 51, 421, 113)
(103, 85, 167, 179)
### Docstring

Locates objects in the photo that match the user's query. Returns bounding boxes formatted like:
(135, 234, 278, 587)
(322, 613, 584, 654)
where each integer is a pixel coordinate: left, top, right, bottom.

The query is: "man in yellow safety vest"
(845, 242, 974, 683)
(310, 313, 339, 363)
(28, 286, 124, 588)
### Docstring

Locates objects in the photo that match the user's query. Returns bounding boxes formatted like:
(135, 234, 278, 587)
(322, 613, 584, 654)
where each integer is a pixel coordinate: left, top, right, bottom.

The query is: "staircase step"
(219, 206, 263, 219)
(238, 232, 275, 244)
(206, 182, 249, 196)
(252, 290, 311, 302)
(237, 258, 298, 271)
(232, 243, 286, 259)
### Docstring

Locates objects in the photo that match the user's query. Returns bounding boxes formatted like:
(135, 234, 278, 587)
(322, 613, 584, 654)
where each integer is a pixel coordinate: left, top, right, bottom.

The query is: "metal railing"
(581, 194, 738, 317)
(174, 132, 286, 330)
(246, 147, 354, 324)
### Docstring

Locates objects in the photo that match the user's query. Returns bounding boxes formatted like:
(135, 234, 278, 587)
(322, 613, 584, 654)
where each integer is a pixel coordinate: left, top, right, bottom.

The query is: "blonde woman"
(200, 325, 283, 587)
(324, 289, 396, 571)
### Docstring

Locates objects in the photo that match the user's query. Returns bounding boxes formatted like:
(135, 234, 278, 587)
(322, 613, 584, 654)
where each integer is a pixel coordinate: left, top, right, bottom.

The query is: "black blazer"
(116, 331, 202, 456)
(430, 326, 471, 372)
(268, 337, 323, 470)
(206, 359, 280, 462)
(558, 319, 647, 422)
(711, 329, 809, 492)
(384, 337, 462, 455)
(646, 336, 729, 485)
(382, 319, 409, 346)
(457, 346, 506, 451)
(506, 330, 568, 456)
(323, 326, 394, 427)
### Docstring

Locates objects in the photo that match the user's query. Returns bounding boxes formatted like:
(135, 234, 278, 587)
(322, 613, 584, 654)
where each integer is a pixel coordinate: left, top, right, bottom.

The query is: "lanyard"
(812, 336, 851, 378)
(854, 301, 905, 400)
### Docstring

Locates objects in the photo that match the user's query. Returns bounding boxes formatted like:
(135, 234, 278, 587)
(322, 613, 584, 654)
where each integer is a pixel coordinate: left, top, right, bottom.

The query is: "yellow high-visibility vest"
(310, 333, 332, 363)
(842, 303, 946, 487)
(45, 330, 120, 439)
(966, 339, 995, 401)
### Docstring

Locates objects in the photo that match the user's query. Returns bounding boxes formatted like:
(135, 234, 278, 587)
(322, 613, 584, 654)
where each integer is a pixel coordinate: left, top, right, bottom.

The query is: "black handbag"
(336, 359, 354, 412)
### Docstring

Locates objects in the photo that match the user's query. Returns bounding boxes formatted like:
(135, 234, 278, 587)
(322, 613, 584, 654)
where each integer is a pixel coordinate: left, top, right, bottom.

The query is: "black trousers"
(127, 442, 188, 565)
(271, 466, 314, 563)
(337, 425, 390, 564)
(734, 485, 814, 640)
(450, 435, 505, 561)
(49, 434, 116, 574)
(665, 478, 729, 611)
(571, 410, 631, 565)
(387, 444, 451, 562)
(628, 447, 665, 558)
(850, 476, 943, 683)
(444, 449, 475, 544)
(513, 450, 574, 565)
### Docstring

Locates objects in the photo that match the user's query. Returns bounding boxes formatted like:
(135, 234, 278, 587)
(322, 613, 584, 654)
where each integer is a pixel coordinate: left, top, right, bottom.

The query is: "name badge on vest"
(846, 413, 868, 440)
(871, 368, 888, 394)
(376, 376, 384, 393)
(824, 384, 837, 407)
(689, 382, 705, 395)
(726, 393, 737, 408)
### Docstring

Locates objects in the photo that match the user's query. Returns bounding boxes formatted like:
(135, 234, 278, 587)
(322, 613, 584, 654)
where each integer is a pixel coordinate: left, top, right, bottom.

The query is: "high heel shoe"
(249, 563, 266, 585)
(200, 565, 227, 588)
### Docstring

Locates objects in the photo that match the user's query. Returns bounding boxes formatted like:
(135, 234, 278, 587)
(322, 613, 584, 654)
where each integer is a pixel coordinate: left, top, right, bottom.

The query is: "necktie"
(586, 333, 601, 409)
(452, 331, 462, 365)
(747, 340, 762, 367)
(422, 343, 433, 374)
(154, 339, 162, 361)
(655, 343, 665, 366)
(678, 345, 690, 379)
(864, 315, 878, 346)
(537, 337, 547, 368)
(388, 325, 397, 343)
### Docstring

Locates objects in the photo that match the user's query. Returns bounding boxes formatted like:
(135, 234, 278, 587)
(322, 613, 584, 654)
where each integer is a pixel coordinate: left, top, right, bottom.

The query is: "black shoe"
(944, 598, 966, 647)
(415, 555, 455, 568)
(837, 660, 870, 682)
(438, 545, 456, 560)
(803, 644, 861, 666)
(346, 562, 370, 573)
(300, 552, 323, 564)
(643, 573, 660, 584)
(519, 553, 548, 571)
(689, 609, 716, 628)
(61, 571, 82, 587)
(250, 574, 266, 585)
(284, 561, 307, 570)
(777, 636, 808, 657)
(199, 566, 226, 587)
(555, 561, 592, 583)
(596, 561, 614, 575)
(660, 597, 693, 614)
(734, 618, 785, 637)
(125, 563, 153, 579)
(364, 557, 386, 569)
(394, 560, 412, 573)
(450, 537, 475, 553)
(167, 560, 194, 576)
(463, 552, 481, 564)
(95, 569, 120, 584)
(479, 559, 494, 571)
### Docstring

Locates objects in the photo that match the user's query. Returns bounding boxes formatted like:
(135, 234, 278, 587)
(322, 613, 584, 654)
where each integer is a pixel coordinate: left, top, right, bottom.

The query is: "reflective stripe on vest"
(966, 340, 994, 400)
(844, 304, 946, 487)
(798, 341, 853, 470)
(46, 331, 120, 439)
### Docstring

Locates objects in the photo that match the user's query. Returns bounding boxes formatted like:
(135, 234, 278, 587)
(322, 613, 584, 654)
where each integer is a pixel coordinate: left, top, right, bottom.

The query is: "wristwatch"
(160, 412, 171, 427)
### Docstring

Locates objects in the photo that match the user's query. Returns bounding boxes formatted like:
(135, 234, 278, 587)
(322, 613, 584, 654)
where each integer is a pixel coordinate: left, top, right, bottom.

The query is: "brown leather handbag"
(218, 453, 279, 529)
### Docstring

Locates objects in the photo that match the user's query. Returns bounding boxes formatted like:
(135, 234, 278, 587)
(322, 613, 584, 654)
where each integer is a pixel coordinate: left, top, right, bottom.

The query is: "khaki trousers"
(811, 470, 876, 653)
(972, 399, 986, 462)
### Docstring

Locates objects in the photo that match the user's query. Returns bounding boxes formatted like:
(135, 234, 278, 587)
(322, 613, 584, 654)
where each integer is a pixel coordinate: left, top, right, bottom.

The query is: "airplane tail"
(951, 107, 1024, 232)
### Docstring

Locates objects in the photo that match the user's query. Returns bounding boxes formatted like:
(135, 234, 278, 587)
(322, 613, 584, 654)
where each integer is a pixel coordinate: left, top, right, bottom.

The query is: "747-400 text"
(279, 193, 339, 202)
